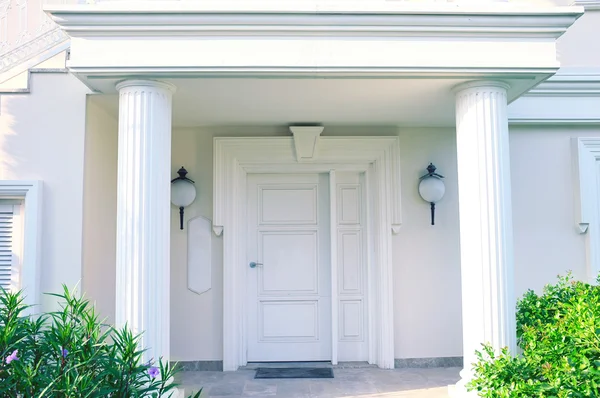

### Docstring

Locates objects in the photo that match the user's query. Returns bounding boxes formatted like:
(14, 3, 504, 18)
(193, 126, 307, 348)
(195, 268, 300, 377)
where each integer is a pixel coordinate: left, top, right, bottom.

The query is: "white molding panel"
(335, 172, 368, 362)
(573, 138, 600, 281)
(187, 216, 212, 295)
(213, 136, 400, 370)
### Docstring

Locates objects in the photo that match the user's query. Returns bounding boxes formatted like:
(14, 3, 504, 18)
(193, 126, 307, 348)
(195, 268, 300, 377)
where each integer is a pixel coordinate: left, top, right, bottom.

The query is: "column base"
(448, 368, 479, 398)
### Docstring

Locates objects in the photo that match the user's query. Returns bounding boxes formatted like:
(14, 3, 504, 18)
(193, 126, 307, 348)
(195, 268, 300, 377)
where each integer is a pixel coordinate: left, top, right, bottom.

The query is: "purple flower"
(5, 349, 18, 364)
(148, 366, 160, 379)
(62, 348, 68, 358)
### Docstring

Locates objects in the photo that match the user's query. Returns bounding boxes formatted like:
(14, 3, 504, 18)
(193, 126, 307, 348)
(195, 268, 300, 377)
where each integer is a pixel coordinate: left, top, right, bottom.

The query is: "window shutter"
(0, 205, 14, 290)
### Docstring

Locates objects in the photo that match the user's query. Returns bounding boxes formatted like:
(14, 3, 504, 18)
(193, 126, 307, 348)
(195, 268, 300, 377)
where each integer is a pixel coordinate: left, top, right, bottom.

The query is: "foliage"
(0, 286, 202, 398)
(467, 273, 600, 397)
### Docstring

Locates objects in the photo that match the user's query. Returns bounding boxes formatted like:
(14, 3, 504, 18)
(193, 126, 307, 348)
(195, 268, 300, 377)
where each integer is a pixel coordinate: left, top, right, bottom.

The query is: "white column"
(115, 79, 175, 363)
(453, 81, 517, 394)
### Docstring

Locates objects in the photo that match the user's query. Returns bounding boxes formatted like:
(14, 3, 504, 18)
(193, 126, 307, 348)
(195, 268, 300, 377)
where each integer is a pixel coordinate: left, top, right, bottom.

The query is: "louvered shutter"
(0, 204, 14, 290)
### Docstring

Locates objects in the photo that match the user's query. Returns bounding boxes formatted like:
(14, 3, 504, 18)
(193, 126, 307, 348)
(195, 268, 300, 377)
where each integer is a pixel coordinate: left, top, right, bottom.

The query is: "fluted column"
(115, 79, 175, 363)
(453, 81, 516, 394)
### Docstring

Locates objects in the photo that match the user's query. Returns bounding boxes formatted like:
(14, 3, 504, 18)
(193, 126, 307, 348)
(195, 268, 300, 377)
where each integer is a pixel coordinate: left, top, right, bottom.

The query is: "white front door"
(246, 173, 331, 362)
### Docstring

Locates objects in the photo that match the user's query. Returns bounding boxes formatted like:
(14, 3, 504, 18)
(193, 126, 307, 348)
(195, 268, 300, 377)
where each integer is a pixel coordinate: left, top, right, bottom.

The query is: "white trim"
(45, 2, 583, 39)
(329, 170, 338, 366)
(187, 216, 212, 295)
(213, 137, 400, 371)
(524, 73, 600, 97)
(0, 39, 69, 85)
(0, 181, 42, 311)
(573, 0, 600, 10)
(573, 138, 600, 281)
(291, 126, 324, 163)
(509, 118, 600, 125)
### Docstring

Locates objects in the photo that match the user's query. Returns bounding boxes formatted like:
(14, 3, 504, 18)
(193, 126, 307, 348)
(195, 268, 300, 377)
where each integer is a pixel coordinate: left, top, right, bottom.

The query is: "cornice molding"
(508, 118, 600, 125)
(70, 65, 559, 79)
(45, 3, 583, 39)
(573, 0, 600, 10)
(525, 73, 600, 97)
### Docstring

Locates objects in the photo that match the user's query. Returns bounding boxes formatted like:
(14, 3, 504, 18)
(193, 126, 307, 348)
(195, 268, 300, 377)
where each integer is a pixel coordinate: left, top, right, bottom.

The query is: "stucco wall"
(0, 72, 89, 311)
(394, 128, 462, 359)
(82, 98, 118, 323)
(167, 126, 464, 361)
(510, 126, 595, 296)
(168, 124, 598, 361)
(557, 10, 600, 68)
(77, 113, 600, 362)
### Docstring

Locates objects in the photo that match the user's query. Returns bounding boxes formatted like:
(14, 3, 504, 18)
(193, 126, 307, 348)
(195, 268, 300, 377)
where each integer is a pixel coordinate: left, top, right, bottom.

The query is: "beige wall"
(166, 125, 464, 361)
(510, 126, 595, 296)
(394, 128, 462, 359)
(79, 107, 600, 361)
(82, 98, 118, 323)
(557, 11, 600, 68)
(0, 72, 89, 311)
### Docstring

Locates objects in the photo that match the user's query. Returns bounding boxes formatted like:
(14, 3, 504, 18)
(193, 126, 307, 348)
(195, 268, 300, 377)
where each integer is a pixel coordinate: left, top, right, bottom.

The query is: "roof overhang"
(45, 1, 583, 112)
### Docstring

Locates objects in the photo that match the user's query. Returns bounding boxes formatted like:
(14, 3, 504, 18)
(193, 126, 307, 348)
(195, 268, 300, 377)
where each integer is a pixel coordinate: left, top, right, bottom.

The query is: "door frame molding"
(213, 136, 401, 371)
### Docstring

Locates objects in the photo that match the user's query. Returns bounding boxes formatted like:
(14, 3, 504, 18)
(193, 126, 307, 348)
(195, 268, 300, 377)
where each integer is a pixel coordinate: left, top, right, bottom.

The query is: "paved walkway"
(176, 367, 460, 397)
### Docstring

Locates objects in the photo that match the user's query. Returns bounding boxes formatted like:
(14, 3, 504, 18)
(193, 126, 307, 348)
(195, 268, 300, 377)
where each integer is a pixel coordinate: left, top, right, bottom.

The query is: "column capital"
(452, 80, 510, 95)
(116, 79, 176, 93)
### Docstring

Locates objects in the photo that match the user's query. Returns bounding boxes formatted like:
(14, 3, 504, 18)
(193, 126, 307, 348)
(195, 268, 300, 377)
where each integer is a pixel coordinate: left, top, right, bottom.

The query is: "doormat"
(254, 367, 334, 379)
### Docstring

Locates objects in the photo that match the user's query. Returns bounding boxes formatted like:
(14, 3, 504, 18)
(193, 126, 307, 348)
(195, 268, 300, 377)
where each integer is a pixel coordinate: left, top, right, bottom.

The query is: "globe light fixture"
(171, 167, 196, 230)
(418, 163, 445, 225)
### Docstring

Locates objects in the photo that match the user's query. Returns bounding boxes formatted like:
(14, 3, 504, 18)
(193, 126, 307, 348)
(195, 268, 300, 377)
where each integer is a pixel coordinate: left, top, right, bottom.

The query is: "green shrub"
(467, 273, 600, 397)
(0, 286, 201, 398)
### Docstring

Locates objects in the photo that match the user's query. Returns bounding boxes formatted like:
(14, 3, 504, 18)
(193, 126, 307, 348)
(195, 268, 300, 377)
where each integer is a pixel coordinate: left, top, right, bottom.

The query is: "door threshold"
(241, 361, 376, 369)
(242, 361, 332, 369)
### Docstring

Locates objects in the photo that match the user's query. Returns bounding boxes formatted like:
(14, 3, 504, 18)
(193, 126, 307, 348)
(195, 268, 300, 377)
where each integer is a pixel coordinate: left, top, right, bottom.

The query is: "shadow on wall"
(0, 95, 23, 180)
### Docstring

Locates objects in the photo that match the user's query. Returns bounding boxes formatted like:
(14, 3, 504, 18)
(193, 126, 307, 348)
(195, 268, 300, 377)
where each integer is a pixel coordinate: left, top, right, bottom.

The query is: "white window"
(0, 181, 42, 310)
(0, 200, 24, 292)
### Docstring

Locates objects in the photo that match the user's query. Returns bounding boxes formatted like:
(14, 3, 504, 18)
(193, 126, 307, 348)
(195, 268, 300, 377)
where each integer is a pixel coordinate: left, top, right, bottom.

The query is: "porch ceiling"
(92, 76, 526, 127)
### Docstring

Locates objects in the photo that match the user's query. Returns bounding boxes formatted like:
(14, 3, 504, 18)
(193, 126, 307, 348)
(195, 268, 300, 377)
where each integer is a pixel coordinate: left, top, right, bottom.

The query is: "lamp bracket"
(171, 166, 195, 184)
(420, 163, 444, 180)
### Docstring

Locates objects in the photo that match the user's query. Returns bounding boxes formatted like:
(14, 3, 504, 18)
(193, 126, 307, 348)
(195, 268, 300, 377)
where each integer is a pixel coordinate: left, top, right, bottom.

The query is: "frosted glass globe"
(418, 177, 445, 203)
(171, 180, 197, 207)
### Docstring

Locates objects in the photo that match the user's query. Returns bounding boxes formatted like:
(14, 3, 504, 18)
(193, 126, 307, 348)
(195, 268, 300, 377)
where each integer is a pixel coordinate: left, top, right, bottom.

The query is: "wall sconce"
(418, 163, 445, 225)
(171, 167, 197, 230)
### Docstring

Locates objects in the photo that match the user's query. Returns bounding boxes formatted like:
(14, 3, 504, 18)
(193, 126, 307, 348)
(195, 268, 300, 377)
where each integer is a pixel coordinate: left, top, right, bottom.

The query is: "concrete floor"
(176, 366, 461, 398)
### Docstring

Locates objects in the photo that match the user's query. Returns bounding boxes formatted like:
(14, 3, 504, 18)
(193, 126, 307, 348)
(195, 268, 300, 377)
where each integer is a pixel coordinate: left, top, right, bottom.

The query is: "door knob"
(249, 262, 263, 268)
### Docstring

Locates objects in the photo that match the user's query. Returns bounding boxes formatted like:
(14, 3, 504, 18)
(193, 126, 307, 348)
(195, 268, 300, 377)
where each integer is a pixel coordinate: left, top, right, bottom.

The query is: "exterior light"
(171, 167, 196, 230)
(418, 163, 445, 225)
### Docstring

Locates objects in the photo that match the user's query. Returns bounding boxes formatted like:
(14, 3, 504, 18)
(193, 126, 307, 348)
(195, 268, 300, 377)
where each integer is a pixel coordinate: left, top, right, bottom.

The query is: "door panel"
(247, 173, 331, 362)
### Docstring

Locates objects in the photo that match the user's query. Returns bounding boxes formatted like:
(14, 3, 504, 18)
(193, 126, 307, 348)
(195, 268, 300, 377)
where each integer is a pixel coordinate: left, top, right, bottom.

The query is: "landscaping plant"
(467, 273, 600, 397)
(0, 285, 201, 397)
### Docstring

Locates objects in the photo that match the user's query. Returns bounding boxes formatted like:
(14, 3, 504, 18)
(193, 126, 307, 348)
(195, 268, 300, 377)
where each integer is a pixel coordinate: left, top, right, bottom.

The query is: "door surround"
(213, 136, 401, 371)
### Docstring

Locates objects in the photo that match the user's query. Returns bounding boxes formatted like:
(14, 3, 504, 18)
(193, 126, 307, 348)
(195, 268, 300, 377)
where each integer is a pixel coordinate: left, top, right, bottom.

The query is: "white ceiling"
(91, 78, 462, 128)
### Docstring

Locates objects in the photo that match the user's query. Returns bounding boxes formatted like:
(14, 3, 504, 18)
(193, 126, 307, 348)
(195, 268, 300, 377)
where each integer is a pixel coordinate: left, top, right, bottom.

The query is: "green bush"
(467, 274, 600, 397)
(0, 286, 201, 398)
